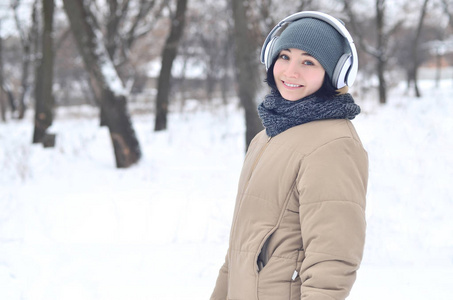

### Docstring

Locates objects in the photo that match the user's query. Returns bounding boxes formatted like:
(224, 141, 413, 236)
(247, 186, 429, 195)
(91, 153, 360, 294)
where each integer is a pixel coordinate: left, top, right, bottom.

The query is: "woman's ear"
(336, 86, 349, 95)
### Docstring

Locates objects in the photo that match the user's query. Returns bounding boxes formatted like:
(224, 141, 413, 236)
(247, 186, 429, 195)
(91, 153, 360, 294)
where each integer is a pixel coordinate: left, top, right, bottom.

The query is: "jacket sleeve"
(297, 137, 368, 300)
(210, 252, 229, 300)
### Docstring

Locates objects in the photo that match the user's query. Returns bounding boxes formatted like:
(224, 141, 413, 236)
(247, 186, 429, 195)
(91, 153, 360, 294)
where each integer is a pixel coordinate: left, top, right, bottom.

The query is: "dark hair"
(265, 61, 339, 98)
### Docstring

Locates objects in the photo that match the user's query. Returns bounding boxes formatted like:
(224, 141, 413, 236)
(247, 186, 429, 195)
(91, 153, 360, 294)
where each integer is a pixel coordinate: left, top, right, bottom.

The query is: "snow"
(1, 79, 453, 299)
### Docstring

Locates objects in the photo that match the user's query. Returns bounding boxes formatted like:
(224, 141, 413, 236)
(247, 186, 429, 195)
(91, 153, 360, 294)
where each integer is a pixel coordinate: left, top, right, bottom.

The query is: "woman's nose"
(284, 61, 300, 78)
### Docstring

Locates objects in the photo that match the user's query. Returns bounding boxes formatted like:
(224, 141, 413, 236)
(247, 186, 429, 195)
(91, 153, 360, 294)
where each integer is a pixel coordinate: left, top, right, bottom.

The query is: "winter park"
(1, 1, 453, 300)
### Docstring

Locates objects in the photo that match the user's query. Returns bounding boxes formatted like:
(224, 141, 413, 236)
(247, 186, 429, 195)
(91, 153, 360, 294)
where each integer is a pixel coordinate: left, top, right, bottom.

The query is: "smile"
(283, 81, 303, 88)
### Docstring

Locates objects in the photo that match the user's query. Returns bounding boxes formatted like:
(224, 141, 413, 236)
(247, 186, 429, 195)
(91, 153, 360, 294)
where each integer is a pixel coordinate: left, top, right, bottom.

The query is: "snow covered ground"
(1, 79, 452, 299)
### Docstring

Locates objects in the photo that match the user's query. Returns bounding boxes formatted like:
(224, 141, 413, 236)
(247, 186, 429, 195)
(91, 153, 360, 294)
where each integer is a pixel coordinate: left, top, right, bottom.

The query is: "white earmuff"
(333, 53, 352, 89)
(263, 37, 277, 70)
(260, 11, 358, 88)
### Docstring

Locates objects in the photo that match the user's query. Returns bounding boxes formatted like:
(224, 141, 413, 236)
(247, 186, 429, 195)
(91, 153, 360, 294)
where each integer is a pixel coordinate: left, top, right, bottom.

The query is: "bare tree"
(103, 0, 169, 84)
(230, 0, 264, 150)
(12, 0, 39, 119)
(439, 0, 453, 86)
(430, 0, 453, 87)
(0, 18, 17, 121)
(175, 0, 247, 106)
(442, 0, 453, 28)
(374, 0, 388, 104)
(154, 0, 188, 131)
(181, 1, 234, 103)
(343, 0, 404, 104)
(32, 0, 55, 147)
(409, 0, 430, 98)
(62, 0, 141, 168)
(90, 0, 170, 127)
(0, 20, 5, 122)
(50, 0, 169, 108)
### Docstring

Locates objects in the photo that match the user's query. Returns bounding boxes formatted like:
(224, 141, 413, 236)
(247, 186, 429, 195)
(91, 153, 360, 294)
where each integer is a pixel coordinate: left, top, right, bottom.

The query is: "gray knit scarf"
(258, 89, 361, 137)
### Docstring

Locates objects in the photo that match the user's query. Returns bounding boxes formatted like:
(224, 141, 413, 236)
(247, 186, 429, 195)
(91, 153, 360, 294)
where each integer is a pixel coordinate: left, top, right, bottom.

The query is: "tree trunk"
(435, 50, 442, 88)
(21, 1, 39, 119)
(0, 85, 16, 118)
(376, 0, 387, 104)
(32, 0, 55, 146)
(0, 96, 5, 123)
(18, 40, 32, 119)
(62, 0, 141, 168)
(442, 0, 453, 28)
(231, 0, 263, 150)
(411, 0, 430, 98)
(0, 21, 6, 122)
(154, 0, 188, 131)
(13, 0, 38, 119)
(377, 57, 387, 104)
(0, 37, 16, 117)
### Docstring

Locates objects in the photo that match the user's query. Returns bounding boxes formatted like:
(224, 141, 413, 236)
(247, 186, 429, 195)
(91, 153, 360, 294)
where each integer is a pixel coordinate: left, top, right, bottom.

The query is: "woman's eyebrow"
(281, 49, 313, 57)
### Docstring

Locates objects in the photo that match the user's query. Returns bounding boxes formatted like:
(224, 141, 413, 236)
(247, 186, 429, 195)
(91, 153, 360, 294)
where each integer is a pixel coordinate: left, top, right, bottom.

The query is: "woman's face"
(273, 48, 325, 101)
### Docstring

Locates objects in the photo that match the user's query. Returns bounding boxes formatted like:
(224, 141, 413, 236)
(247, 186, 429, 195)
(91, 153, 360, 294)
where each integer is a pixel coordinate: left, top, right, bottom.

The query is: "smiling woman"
(211, 11, 368, 300)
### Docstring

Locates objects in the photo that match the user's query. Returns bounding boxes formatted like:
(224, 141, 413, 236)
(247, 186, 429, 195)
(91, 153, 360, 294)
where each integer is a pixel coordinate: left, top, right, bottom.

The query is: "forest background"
(1, 0, 452, 162)
(1, 0, 453, 299)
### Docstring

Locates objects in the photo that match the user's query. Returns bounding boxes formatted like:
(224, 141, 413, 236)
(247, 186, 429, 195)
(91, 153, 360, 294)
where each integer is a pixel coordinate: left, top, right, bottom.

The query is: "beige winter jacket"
(211, 119, 368, 300)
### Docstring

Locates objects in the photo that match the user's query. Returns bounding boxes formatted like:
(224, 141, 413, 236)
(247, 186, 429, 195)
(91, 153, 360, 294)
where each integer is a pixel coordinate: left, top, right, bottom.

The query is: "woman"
(211, 11, 368, 300)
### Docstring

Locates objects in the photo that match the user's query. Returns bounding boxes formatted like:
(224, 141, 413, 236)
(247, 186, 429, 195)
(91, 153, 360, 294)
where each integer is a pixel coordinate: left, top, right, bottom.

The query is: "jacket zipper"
(230, 135, 274, 300)
(230, 136, 273, 240)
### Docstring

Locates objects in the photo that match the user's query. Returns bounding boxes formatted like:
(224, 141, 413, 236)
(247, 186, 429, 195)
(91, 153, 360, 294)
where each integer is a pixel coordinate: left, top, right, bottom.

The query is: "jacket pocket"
(257, 252, 303, 300)
(257, 232, 274, 272)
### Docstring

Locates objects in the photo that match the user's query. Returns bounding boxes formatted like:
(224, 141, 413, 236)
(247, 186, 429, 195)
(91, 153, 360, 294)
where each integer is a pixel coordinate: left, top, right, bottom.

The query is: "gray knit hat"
(270, 17, 347, 81)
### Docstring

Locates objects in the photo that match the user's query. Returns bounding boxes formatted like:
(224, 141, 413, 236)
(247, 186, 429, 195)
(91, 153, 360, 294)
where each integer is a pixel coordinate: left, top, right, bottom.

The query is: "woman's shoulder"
(274, 119, 365, 155)
(305, 119, 362, 143)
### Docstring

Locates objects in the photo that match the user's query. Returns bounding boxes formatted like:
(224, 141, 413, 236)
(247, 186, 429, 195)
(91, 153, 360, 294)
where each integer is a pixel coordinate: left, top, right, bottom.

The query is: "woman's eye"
(303, 60, 314, 66)
(279, 54, 289, 60)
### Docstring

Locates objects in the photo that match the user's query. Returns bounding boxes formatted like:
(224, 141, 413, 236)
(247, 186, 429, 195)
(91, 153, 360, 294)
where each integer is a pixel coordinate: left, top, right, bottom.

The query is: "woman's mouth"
(283, 81, 303, 88)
